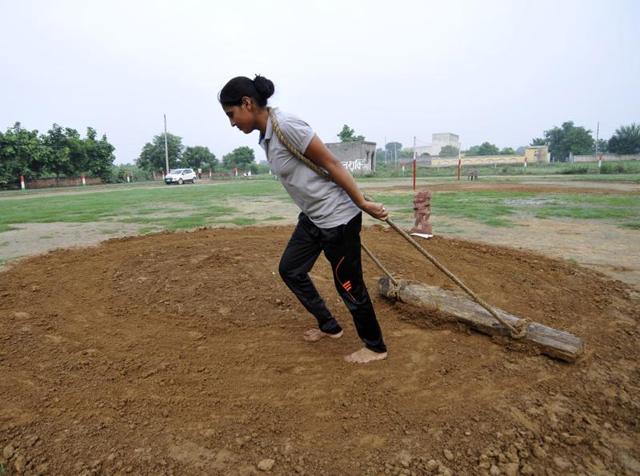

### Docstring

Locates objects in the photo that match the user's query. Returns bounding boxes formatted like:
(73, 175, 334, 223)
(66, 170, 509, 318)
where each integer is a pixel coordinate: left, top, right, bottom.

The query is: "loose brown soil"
(1, 226, 639, 475)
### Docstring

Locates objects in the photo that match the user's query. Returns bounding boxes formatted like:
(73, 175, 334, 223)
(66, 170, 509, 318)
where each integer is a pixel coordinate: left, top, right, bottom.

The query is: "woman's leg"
(279, 214, 343, 335)
(322, 213, 387, 353)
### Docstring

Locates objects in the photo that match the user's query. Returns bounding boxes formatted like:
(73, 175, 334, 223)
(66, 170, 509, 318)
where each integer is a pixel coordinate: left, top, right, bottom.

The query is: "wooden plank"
(378, 277, 584, 362)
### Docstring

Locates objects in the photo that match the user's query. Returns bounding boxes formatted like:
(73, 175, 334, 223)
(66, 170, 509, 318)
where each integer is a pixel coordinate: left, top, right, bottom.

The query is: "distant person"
(218, 75, 388, 364)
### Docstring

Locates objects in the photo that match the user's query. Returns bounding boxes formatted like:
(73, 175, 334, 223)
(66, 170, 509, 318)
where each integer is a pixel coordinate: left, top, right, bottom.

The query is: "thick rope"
(361, 242, 398, 287)
(267, 108, 527, 339)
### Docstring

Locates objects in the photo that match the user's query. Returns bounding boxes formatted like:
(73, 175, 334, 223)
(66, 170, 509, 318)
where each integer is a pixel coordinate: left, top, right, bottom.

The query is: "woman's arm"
(304, 135, 388, 221)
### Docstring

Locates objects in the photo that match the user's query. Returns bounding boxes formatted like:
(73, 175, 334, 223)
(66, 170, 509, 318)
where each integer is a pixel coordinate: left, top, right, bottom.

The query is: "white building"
(413, 132, 460, 156)
(325, 141, 377, 175)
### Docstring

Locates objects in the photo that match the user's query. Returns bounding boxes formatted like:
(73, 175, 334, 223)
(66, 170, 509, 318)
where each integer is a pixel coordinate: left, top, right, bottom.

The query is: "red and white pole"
(81, 175, 86, 186)
(20, 175, 25, 190)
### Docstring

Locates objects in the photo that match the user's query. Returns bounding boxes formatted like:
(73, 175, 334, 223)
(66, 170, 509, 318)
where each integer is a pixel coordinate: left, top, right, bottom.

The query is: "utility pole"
(384, 136, 387, 164)
(596, 121, 601, 171)
(394, 143, 398, 169)
(164, 114, 170, 176)
(412, 136, 417, 190)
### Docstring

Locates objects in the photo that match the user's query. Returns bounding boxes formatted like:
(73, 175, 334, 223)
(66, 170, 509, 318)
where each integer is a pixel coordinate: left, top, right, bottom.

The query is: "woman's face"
(222, 97, 256, 134)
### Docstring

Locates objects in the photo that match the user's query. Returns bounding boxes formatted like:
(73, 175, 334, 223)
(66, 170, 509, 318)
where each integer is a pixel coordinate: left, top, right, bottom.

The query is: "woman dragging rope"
(219, 75, 388, 363)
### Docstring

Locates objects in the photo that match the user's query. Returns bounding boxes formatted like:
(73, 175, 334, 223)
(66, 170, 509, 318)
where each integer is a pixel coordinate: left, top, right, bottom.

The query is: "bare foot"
(303, 328, 343, 342)
(344, 347, 388, 364)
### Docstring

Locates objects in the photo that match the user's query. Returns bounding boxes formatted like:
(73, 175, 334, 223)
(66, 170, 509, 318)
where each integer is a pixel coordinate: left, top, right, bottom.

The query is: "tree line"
(3, 119, 638, 187)
(135, 132, 263, 175)
(530, 122, 640, 161)
(0, 122, 115, 185)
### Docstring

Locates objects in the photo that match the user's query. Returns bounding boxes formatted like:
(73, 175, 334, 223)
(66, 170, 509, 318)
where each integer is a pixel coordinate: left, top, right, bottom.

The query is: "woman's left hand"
(361, 200, 389, 221)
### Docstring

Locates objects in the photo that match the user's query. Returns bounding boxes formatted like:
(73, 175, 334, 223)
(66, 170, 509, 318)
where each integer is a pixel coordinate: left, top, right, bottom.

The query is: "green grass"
(137, 226, 160, 235)
(2, 178, 639, 234)
(375, 190, 640, 228)
(535, 194, 640, 222)
(0, 181, 288, 232)
(228, 217, 257, 226)
(375, 191, 524, 227)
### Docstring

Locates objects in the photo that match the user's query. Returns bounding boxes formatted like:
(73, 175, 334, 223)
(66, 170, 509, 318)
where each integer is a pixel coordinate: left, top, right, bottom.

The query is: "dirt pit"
(1, 226, 639, 475)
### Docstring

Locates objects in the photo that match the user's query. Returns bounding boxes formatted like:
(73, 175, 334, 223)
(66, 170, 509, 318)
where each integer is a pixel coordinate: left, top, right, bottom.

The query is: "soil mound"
(1, 226, 638, 475)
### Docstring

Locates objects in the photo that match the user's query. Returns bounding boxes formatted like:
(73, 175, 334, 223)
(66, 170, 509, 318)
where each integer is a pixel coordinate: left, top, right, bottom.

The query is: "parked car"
(164, 168, 197, 185)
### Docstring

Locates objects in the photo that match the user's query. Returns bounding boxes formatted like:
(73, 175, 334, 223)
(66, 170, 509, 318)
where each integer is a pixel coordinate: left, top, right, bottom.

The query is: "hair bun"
(253, 74, 275, 101)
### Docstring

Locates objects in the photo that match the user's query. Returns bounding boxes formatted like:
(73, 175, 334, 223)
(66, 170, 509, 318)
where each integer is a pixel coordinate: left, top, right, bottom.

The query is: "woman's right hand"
(360, 200, 389, 221)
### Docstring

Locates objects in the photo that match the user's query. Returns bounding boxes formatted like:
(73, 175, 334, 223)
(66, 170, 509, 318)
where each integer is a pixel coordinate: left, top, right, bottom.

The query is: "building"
(524, 145, 549, 164)
(413, 133, 460, 156)
(325, 141, 377, 175)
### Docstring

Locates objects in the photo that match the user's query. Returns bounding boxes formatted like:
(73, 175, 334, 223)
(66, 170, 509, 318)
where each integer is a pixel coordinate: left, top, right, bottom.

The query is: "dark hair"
(218, 75, 275, 107)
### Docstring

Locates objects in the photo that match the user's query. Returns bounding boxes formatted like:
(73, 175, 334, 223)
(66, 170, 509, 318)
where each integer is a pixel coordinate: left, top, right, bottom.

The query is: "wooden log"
(378, 277, 584, 362)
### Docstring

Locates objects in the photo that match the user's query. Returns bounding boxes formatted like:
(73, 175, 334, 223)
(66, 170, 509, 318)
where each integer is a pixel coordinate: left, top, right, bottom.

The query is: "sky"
(1, 0, 639, 164)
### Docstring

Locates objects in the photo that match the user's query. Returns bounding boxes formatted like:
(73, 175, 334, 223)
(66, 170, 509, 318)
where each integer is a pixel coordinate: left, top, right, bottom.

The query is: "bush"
(560, 166, 589, 174)
(600, 163, 626, 174)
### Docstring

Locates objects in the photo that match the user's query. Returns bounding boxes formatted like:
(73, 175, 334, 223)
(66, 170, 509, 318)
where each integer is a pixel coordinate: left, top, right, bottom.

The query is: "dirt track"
(1, 226, 639, 475)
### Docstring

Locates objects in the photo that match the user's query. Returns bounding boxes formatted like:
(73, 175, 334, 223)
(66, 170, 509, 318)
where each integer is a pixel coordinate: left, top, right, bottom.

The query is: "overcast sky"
(1, 0, 638, 164)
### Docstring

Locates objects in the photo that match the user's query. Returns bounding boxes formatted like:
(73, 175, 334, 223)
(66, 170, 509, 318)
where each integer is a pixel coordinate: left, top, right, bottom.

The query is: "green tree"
(93, 133, 116, 181)
(182, 146, 218, 171)
(608, 123, 640, 154)
(500, 147, 516, 155)
(439, 145, 459, 157)
(0, 122, 115, 183)
(42, 124, 73, 178)
(337, 124, 364, 142)
(399, 148, 413, 158)
(136, 133, 184, 172)
(467, 142, 500, 156)
(64, 127, 90, 175)
(111, 163, 152, 182)
(530, 137, 546, 146)
(81, 128, 115, 181)
(0, 123, 45, 183)
(593, 139, 609, 154)
(385, 142, 403, 159)
(222, 146, 255, 170)
(543, 121, 594, 162)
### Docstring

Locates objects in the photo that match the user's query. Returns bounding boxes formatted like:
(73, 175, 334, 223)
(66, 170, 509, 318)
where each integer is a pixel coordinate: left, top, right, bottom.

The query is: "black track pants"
(278, 212, 387, 353)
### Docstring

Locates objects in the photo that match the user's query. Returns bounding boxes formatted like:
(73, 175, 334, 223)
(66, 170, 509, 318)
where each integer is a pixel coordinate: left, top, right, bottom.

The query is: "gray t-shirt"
(259, 108, 361, 229)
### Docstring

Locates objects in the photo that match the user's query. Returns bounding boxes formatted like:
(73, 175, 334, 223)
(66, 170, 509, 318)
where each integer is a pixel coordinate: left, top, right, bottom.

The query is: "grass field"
(372, 159, 640, 182)
(1, 177, 639, 232)
(0, 180, 289, 231)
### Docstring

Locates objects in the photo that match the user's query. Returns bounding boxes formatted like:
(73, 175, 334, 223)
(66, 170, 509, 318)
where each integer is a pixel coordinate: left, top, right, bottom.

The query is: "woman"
(219, 75, 388, 364)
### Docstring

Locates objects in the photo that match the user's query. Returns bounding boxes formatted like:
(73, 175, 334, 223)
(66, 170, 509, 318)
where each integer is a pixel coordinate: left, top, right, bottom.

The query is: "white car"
(164, 168, 197, 185)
